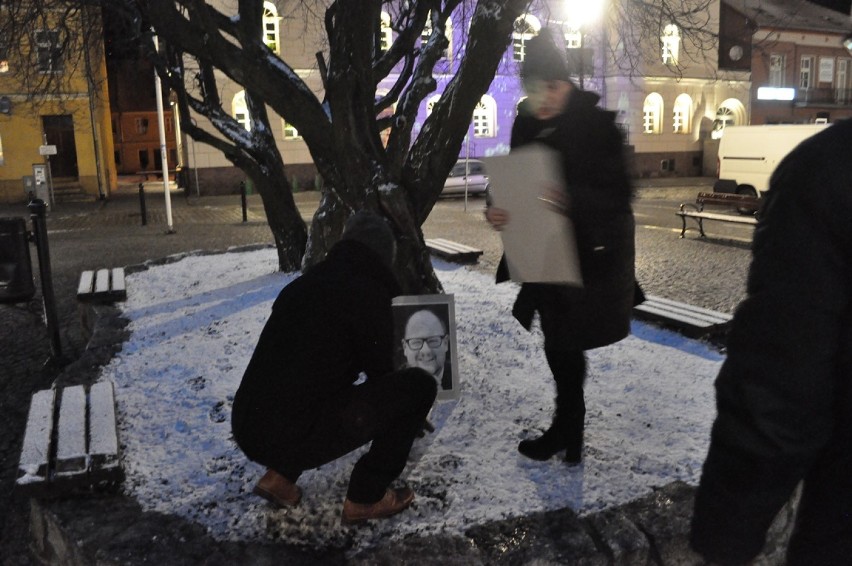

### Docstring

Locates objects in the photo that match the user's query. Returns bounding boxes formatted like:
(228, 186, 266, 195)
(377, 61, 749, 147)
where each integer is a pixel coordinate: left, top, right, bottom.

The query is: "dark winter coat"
(497, 88, 635, 351)
(231, 240, 401, 454)
(691, 119, 852, 565)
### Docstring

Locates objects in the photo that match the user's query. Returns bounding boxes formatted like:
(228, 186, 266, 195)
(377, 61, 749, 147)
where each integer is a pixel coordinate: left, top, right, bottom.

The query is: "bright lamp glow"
(564, 0, 605, 28)
(757, 87, 795, 101)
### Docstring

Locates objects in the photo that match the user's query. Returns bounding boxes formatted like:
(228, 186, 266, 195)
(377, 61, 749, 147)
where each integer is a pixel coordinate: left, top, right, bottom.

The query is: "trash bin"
(0, 217, 35, 303)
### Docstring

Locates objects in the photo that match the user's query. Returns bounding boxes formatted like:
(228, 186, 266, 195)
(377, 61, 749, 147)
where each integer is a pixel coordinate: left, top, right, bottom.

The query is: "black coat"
(231, 240, 401, 451)
(497, 89, 635, 351)
(691, 119, 852, 564)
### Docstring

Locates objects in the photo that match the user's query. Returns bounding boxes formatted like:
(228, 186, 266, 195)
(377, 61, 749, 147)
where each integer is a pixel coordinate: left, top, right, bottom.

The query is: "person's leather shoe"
(253, 469, 301, 507)
(341, 487, 415, 525)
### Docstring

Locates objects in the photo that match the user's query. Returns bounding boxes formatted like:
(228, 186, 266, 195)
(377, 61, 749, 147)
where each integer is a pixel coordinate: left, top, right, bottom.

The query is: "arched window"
(380, 12, 393, 54)
(661, 24, 680, 66)
(643, 93, 663, 134)
(262, 2, 281, 54)
(711, 99, 746, 139)
(473, 95, 496, 138)
(673, 94, 692, 134)
(233, 91, 250, 131)
(421, 12, 452, 60)
(512, 15, 540, 62)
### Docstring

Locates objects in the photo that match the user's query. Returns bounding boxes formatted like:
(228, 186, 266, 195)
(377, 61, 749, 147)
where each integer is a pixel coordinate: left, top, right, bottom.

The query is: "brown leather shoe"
(252, 469, 301, 507)
(341, 487, 415, 525)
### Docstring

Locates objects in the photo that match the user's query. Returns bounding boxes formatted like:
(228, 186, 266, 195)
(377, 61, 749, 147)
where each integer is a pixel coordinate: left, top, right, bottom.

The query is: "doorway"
(42, 115, 79, 179)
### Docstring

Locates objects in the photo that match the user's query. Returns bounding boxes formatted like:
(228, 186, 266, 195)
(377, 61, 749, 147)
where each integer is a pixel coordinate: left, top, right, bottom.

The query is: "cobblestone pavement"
(0, 177, 750, 564)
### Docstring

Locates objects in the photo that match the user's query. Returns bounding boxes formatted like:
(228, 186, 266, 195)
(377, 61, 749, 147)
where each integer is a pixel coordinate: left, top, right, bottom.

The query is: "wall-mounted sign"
(38, 145, 57, 156)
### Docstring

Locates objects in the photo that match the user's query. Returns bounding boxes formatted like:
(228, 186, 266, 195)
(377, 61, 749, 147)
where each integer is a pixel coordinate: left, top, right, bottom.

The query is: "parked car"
(442, 159, 489, 197)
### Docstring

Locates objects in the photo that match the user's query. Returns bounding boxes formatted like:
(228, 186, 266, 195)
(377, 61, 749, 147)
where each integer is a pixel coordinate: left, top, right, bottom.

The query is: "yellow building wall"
(0, 7, 116, 204)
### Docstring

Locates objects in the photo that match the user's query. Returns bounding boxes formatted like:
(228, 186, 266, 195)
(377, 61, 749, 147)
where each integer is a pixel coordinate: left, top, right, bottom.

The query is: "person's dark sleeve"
(690, 137, 852, 564)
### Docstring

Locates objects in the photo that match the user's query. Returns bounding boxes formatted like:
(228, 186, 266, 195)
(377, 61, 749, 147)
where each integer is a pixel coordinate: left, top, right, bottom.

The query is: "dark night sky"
(808, 0, 851, 15)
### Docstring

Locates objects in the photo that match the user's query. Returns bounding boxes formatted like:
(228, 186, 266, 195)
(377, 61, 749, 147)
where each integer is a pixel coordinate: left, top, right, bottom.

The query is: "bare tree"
(2, 0, 727, 291)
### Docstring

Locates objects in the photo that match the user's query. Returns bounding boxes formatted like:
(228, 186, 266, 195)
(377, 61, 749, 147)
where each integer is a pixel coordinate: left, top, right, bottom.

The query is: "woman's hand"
(485, 206, 510, 231)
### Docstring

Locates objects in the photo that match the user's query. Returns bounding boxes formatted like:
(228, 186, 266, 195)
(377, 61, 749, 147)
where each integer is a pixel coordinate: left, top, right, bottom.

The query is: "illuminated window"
(473, 95, 496, 138)
(769, 54, 785, 86)
(262, 2, 281, 54)
(282, 120, 300, 140)
(643, 93, 663, 134)
(421, 12, 452, 59)
(512, 15, 540, 62)
(0, 133, 4, 166)
(0, 35, 9, 74)
(672, 94, 692, 134)
(661, 24, 680, 66)
(35, 30, 62, 73)
(800, 56, 814, 89)
(564, 29, 582, 49)
(380, 12, 393, 54)
(233, 91, 250, 131)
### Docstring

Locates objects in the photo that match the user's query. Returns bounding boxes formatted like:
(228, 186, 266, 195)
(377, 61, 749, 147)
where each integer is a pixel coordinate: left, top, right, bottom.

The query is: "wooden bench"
(633, 295, 732, 339)
(676, 191, 760, 238)
(425, 238, 483, 264)
(17, 381, 122, 496)
(77, 268, 127, 304)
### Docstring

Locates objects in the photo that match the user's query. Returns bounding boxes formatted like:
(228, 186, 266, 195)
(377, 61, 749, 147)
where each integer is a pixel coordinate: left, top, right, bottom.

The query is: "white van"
(715, 124, 829, 196)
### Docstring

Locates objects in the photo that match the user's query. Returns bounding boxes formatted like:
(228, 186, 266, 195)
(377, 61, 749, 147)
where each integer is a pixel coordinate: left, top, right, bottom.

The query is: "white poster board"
(484, 145, 582, 285)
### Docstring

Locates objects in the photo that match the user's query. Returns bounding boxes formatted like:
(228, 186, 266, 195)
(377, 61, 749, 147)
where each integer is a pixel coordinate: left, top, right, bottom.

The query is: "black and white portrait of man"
(392, 295, 459, 400)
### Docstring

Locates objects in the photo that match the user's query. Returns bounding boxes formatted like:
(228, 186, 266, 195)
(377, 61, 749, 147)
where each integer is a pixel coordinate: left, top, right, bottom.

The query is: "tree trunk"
(251, 172, 307, 273)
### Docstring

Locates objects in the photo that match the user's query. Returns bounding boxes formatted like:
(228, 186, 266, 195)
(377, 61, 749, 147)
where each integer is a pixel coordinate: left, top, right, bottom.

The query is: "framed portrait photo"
(392, 294, 459, 401)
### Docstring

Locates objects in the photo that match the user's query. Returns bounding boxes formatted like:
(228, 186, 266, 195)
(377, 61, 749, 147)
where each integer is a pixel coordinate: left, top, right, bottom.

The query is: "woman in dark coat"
(485, 30, 635, 464)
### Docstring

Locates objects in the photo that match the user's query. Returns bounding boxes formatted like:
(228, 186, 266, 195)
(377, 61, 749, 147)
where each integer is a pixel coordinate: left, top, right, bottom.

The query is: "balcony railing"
(795, 87, 852, 107)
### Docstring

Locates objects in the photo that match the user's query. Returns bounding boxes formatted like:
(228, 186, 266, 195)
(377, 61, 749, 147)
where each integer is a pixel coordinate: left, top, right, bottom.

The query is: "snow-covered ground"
(99, 247, 722, 552)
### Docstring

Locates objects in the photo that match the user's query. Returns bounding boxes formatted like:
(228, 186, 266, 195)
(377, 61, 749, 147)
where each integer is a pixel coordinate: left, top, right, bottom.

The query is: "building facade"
(0, 7, 117, 204)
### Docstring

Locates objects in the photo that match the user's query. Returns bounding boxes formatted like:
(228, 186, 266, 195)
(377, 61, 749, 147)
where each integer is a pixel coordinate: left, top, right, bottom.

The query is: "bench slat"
(77, 270, 94, 296)
(641, 295, 733, 323)
(89, 381, 120, 469)
(679, 211, 757, 224)
(94, 269, 110, 296)
(17, 389, 56, 484)
(56, 386, 88, 475)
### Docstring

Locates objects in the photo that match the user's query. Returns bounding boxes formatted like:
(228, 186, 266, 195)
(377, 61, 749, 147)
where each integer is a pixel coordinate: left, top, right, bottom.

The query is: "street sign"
(38, 145, 57, 156)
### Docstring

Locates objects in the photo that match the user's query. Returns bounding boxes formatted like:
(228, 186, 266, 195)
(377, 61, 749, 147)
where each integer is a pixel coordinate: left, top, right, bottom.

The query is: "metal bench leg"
(698, 218, 706, 238)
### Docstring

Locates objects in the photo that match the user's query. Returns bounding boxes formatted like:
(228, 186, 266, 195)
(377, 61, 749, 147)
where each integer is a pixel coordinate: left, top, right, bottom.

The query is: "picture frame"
(392, 294, 460, 401)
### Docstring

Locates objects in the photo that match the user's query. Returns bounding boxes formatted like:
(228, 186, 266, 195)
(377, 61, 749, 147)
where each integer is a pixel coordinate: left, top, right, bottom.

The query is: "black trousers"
(543, 347, 586, 446)
(243, 367, 437, 504)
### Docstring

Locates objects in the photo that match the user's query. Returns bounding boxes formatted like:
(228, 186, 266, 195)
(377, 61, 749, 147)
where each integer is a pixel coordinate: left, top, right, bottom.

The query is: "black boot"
(518, 426, 567, 461)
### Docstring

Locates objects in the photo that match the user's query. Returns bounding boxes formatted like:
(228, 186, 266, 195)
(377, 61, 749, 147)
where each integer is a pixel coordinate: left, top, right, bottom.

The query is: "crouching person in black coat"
(231, 211, 437, 525)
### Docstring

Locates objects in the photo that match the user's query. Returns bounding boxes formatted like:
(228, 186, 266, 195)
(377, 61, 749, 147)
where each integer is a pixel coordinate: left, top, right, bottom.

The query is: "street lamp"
(562, 0, 605, 89)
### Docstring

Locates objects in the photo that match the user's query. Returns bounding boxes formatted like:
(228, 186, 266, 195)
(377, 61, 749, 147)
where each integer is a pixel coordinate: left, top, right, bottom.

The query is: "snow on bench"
(425, 238, 483, 264)
(17, 382, 122, 496)
(77, 267, 127, 303)
(633, 295, 732, 339)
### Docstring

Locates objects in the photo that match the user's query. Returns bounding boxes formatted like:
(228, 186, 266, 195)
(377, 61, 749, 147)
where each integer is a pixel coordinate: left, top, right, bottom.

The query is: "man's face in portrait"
(402, 310, 448, 380)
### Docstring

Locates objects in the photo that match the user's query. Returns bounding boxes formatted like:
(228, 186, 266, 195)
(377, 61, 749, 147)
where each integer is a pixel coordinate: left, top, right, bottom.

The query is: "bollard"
(28, 199, 62, 362)
(240, 181, 248, 223)
(138, 183, 147, 226)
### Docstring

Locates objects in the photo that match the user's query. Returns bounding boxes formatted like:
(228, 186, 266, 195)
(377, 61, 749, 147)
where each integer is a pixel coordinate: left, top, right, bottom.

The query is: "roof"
(724, 0, 851, 34)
